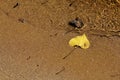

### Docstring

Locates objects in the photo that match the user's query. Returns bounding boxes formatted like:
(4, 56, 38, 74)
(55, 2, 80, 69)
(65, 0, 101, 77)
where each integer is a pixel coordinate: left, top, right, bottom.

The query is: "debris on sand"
(62, 48, 76, 59)
(65, 17, 84, 34)
(69, 34, 90, 49)
(18, 18, 24, 23)
(63, 34, 90, 59)
(55, 67, 65, 75)
(13, 3, 19, 8)
(69, 17, 84, 29)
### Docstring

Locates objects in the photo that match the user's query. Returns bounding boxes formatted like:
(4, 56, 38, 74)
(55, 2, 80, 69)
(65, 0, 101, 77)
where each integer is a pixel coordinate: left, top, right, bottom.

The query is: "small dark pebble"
(13, 3, 19, 8)
(26, 56, 31, 60)
(54, 33, 58, 36)
(18, 18, 24, 23)
(69, 3, 73, 6)
(69, 1, 75, 6)
(50, 33, 58, 37)
(36, 64, 39, 67)
(69, 17, 84, 28)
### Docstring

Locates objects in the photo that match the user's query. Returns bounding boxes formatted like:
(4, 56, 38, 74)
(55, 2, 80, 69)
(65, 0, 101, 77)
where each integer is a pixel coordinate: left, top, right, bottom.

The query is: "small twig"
(55, 67, 65, 75)
(64, 28, 75, 34)
(63, 48, 76, 59)
(110, 73, 120, 77)
(13, 3, 19, 8)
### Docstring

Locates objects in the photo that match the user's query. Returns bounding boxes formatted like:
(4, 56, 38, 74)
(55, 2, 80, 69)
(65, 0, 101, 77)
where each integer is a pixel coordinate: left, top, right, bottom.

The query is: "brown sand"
(0, 0, 120, 80)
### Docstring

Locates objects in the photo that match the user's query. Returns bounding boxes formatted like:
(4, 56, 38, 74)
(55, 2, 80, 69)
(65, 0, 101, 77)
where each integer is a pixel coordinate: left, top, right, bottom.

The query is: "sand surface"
(0, 0, 120, 80)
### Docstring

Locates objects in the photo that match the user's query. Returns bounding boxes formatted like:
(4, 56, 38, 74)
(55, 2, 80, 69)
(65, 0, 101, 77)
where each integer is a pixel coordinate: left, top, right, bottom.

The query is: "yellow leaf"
(69, 34, 90, 49)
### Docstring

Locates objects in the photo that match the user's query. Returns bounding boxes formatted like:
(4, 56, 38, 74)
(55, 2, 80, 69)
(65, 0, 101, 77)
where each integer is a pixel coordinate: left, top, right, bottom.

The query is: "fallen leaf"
(69, 34, 90, 49)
